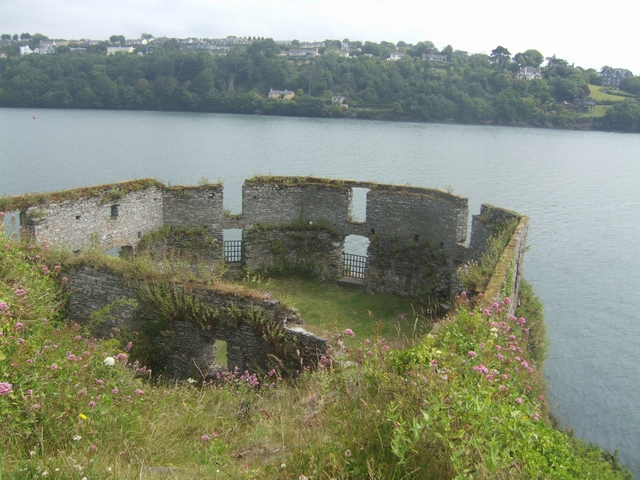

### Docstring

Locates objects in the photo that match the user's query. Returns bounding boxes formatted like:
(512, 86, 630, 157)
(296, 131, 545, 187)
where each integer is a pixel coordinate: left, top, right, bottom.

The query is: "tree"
(20, 33, 31, 40)
(1, 34, 10, 40)
(513, 49, 544, 68)
(141, 33, 154, 39)
(604, 99, 640, 130)
(489, 46, 511, 71)
(620, 77, 640, 94)
(12, 34, 18, 41)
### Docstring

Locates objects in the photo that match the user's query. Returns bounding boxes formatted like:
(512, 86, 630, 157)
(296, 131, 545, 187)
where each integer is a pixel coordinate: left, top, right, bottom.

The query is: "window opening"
(223, 229, 243, 263)
(349, 188, 369, 223)
(110, 205, 119, 219)
(343, 235, 370, 278)
(216, 340, 228, 367)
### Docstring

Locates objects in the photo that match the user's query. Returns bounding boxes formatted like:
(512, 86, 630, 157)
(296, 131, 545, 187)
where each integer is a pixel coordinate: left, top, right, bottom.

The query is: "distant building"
(107, 46, 135, 55)
(268, 89, 295, 100)
(286, 48, 319, 57)
(423, 53, 448, 64)
(388, 52, 405, 61)
(299, 42, 324, 49)
(600, 68, 633, 88)
(69, 47, 88, 55)
(516, 66, 542, 80)
(19, 46, 33, 56)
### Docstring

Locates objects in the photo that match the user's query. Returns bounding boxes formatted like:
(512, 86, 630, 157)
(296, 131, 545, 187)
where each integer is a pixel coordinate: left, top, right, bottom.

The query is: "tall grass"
(0, 223, 631, 479)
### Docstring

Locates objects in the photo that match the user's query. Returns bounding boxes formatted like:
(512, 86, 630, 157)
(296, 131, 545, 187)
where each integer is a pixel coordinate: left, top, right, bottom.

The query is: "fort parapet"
(1, 176, 528, 377)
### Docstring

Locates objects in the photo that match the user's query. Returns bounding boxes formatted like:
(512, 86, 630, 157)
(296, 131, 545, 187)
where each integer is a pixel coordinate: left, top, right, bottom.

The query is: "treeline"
(1, 38, 640, 131)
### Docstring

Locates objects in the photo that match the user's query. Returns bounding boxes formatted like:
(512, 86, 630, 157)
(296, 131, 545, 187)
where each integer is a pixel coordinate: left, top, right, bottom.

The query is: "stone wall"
(163, 185, 224, 231)
(244, 225, 344, 280)
(483, 216, 529, 314)
(66, 265, 329, 378)
(25, 184, 164, 253)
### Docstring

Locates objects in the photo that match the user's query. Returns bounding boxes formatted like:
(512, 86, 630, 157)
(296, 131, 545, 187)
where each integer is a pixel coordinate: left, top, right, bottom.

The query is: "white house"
(388, 52, 405, 61)
(423, 53, 448, 64)
(516, 66, 543, 80)
(107, 46, 135, 55)
(19, 46, 33, 56)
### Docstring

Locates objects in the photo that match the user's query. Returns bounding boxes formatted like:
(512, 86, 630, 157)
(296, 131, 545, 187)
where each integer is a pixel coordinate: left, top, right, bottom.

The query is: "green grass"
(583, 104, 611, 117)
(588, 85, 628, 102)
(0, 232, 632, 479)
(264, 277, 432, 346)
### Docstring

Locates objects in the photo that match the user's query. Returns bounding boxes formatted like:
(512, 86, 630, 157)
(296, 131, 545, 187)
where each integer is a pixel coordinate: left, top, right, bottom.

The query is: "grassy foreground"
(0, 231, 632, 478)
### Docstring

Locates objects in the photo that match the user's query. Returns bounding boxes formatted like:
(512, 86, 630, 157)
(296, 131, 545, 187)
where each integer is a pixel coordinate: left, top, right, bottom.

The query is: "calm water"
(2, 108, 639, 473)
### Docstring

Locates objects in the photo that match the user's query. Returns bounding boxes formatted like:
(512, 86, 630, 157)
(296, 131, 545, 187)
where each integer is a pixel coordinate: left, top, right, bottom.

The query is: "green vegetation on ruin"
(0, 223, 632, 478)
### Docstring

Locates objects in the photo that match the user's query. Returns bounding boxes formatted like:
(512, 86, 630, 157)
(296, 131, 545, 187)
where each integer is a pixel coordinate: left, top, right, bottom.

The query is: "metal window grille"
(343, 253, 367, 278)
(224, 240, 243, 263)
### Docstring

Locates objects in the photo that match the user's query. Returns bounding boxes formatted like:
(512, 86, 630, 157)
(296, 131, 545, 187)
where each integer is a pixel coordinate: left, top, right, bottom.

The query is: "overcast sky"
(1, 0, 638, 73)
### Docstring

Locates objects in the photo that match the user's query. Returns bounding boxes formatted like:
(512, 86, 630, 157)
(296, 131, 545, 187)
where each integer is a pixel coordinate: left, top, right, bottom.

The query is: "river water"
(1, 108, 639, 473)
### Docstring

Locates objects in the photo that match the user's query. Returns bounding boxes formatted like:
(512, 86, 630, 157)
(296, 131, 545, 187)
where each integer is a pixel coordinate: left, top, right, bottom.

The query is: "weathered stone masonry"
(4, 176, 527, 376)
(66, 265, 328, 377)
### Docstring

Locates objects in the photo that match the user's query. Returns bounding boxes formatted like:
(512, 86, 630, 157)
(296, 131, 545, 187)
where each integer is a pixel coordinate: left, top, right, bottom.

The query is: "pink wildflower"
(89, 401, 96, 408)
(61, 277, 68, 283)
(133, 389, 144, 395)
(111, 388, 119, 395)
(14, 322, 23, 330)
(201, 435, 210, 442)
(50, 364, 57, 370)
(503, 297, 511, 305)
(515, 397, 523, 404)
(90, 445, 98, 452)
(343, 328, 355, 337)
(538, 394, 544, 402)
(0, 382, 12, 396)
(468, 351, 476, 357)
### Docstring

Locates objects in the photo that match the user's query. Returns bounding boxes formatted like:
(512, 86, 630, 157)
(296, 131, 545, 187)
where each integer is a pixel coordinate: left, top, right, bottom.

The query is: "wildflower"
(88, 401, 96, 408)
(124, 341, 133, 352)
(26, 389, 33, 395)
(133, 389, 144, 395)
(41, 265, 50, 275)
(343, 328, 355, 337)
(90, 445, 98, 452)
(111, 388, 119, 394)
(61, 277, 68, 283)
(0, 382, 13, 396)
(103, 357, 115, 366)
(95, 379, 104, 385)
(538, 394, 544, 402)
(534, 413, 541, 421)
(499, 385, 507, 392)
(201, 435, 210, 442)
(503, 297, 511, 305)
(53, 265, 62, 273)
(0, 302, 9, 315)
(14, 322, 23, 330)
(468, 351, 476, 357)
(115, 353, 127, 361)
(31, 404, 41, 410)
(281, 463, 286, 469)
(73, 435, 82, 441)
(79, 413, 87, 420)
(50, 364, 57, 370)
(345, 449, 352, 457)
(515, 398, 523, 404)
